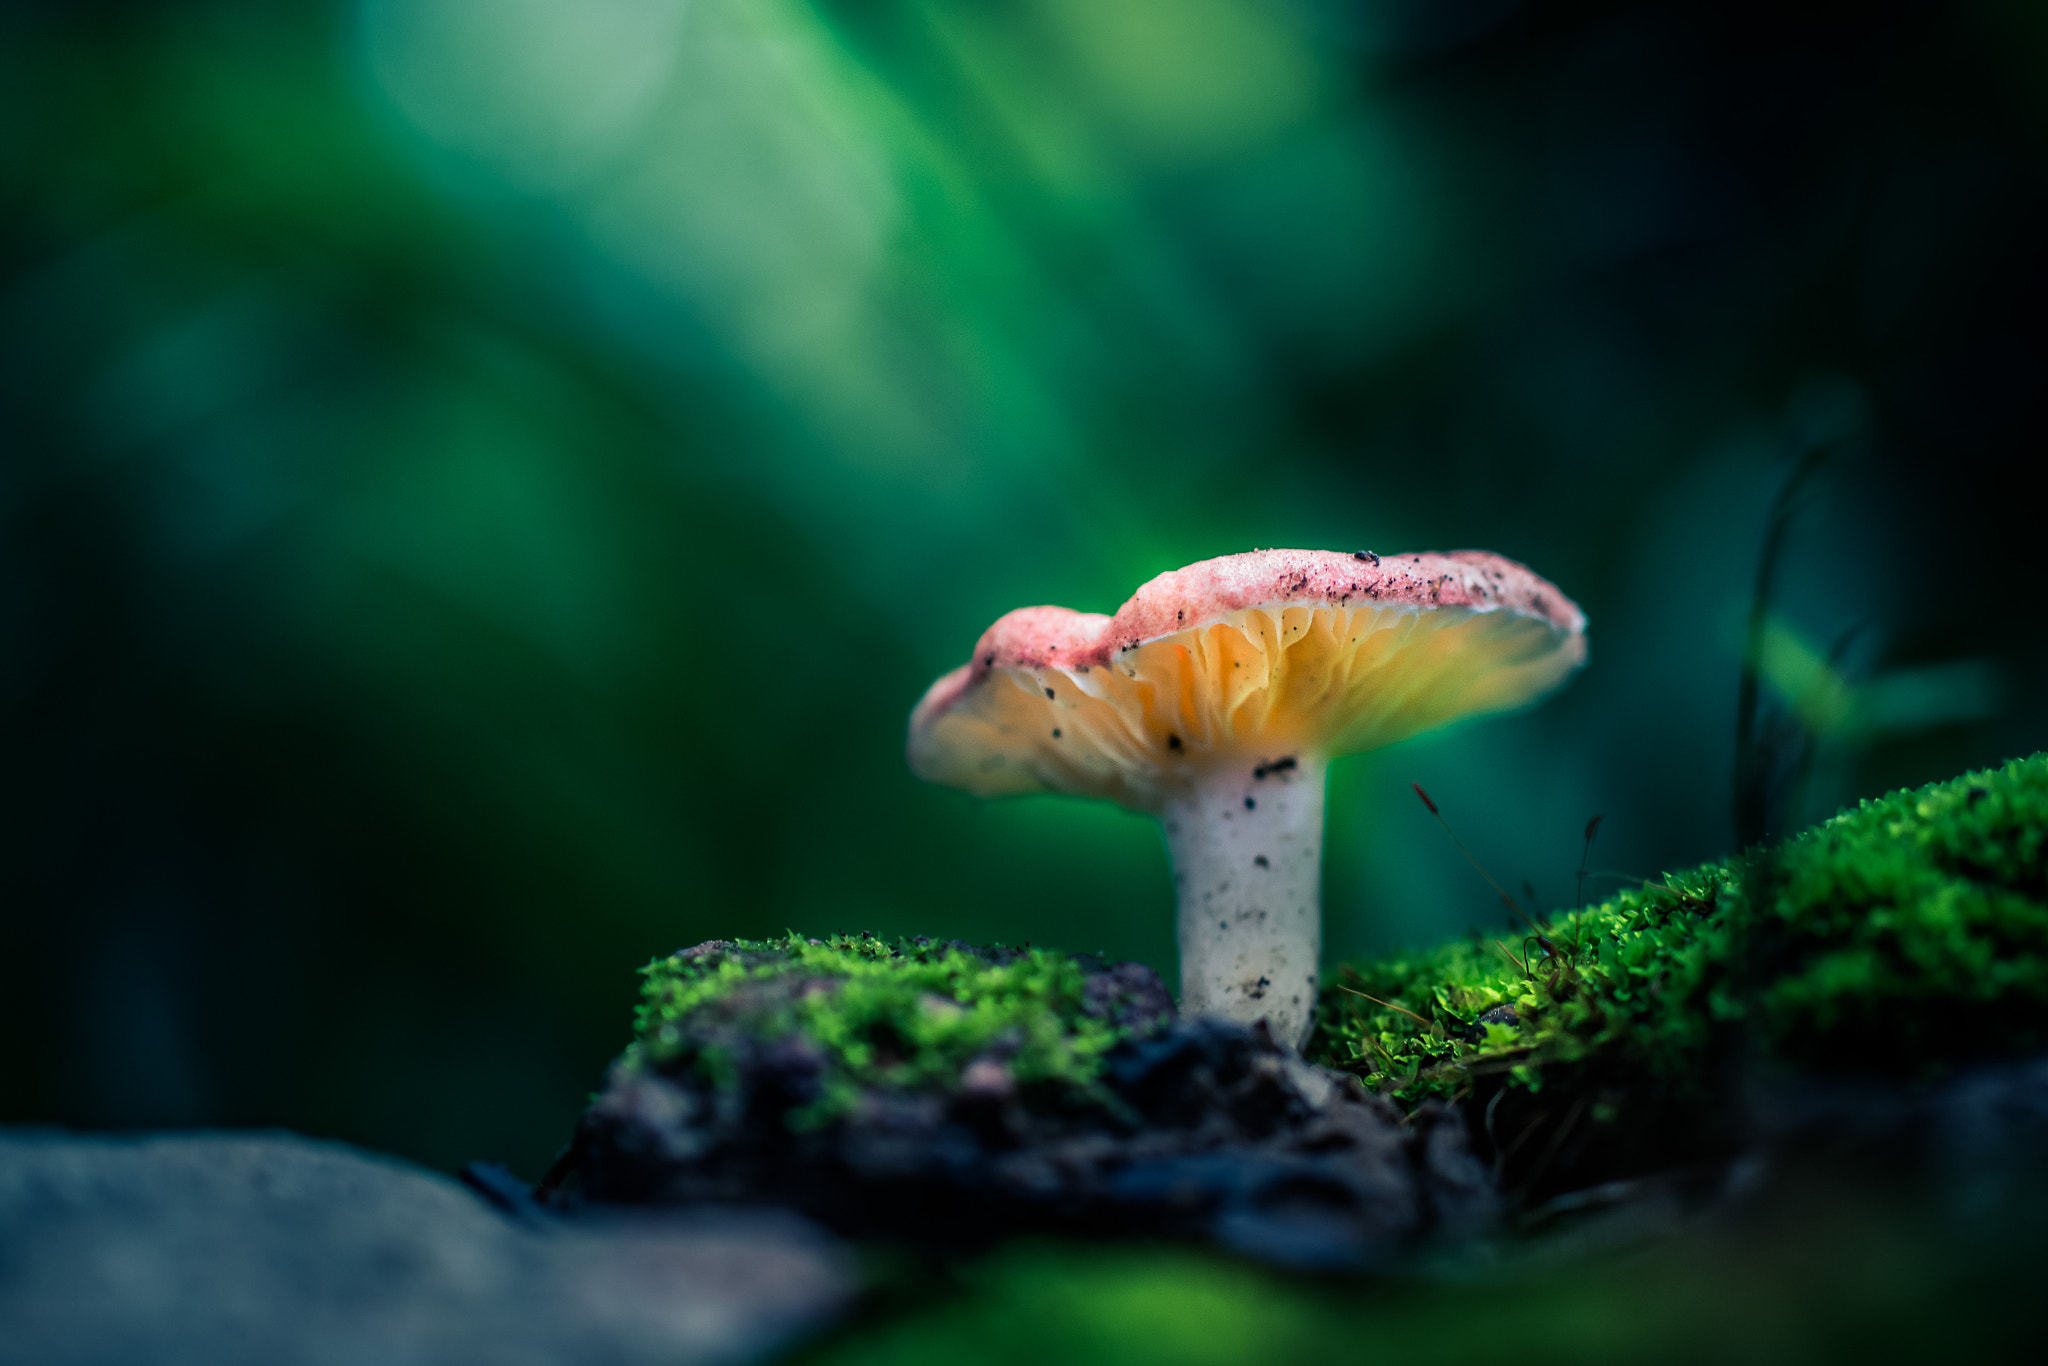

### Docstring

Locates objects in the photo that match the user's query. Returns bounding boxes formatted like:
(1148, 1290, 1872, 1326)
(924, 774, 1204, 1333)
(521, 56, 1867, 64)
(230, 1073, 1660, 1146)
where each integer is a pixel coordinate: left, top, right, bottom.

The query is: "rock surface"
(0, 1129, 851, 1366)
(573, 944, 1496, 1269)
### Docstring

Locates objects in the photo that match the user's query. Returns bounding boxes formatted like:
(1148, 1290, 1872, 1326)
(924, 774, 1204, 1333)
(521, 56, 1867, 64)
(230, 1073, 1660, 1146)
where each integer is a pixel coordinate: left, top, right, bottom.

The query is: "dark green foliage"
(631, 934, 1146, 1127)
(798, 1246, 1340, 1366)
(795, 1187, 2048, 1366)
(1310, 755, 2048, 1123)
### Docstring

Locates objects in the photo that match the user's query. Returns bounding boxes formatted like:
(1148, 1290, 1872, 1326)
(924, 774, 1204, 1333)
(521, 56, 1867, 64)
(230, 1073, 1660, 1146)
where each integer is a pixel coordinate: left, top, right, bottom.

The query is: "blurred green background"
(2, 0, 2042, 1176)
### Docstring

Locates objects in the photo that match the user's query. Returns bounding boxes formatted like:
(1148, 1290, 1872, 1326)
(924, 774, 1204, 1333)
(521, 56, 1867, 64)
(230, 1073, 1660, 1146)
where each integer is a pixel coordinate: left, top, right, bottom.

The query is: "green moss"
(629, 934, 1138, 1126)
(1310, 754, 2048, 1115)
(621, 758, 2046, 1163)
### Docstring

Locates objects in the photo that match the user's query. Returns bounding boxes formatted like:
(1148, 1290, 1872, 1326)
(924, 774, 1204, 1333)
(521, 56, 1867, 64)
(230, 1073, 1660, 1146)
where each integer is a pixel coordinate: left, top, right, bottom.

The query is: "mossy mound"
(628, 934, 1168, 1129)
(572, 937, 1491, 1264)
(567, 755, 2048, 1240)
(1309, 753, 2048, 1186)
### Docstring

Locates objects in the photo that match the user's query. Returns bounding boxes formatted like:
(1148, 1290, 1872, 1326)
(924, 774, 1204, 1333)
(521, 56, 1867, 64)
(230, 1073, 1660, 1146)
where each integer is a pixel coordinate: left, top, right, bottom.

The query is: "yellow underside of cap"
(914, 603, 1580, 810)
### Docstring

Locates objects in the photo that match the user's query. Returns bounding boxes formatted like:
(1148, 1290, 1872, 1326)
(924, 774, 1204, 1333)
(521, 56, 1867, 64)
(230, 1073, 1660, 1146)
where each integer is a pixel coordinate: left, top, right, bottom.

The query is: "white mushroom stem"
(1161, 753, 1327, 1051)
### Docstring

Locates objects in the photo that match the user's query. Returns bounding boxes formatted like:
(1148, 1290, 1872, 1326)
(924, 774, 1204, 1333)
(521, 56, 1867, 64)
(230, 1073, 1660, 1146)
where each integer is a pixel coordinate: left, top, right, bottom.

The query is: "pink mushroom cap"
(908, 548, 1587, 810)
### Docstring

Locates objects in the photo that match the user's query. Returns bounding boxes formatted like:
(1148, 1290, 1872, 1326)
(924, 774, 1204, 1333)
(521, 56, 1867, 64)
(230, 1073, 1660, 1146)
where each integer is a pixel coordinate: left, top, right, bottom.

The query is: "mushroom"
(907, 548, 1587, 1050)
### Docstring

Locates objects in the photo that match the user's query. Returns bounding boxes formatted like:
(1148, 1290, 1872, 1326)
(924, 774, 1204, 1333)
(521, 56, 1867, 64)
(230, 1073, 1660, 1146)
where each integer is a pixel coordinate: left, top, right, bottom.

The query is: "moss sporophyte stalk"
(1309, 755, 2048, 1113)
